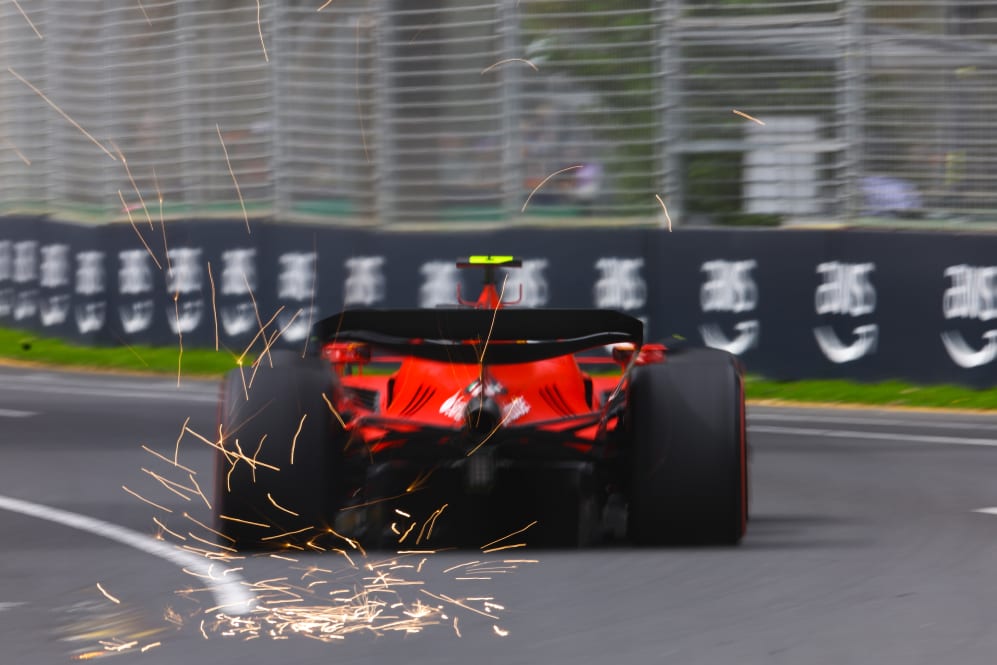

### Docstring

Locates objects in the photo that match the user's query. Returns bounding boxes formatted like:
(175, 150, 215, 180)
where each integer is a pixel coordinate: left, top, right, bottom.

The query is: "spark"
(218, 514, 271, 529)
(477, 273, 508, 366)
(733, 109, 766, 126)
(236, 305, 284, 366)
(199, 620, 209, 640)
(1, 135, 30, 165)
(493, 625, 509, 637)
(249, 434, 267, 483)
(189, 473, 211, 509)
(141, 444, 196, 475)
(287, 414, 308, 467)
(397, 522, 417, 543)
(301, 234, 318, 359)
(153, 516, 186, 541)
(256, 0, 269, 62)
(183, 511, 236, 543)
(10, 0, 42, 40)
(95, 583, 120, 605)
(185, 425, 280, 471)
(521, 164, 582, 213)
(140, 642, 161, 653)
(394, 509, 411, 518)
(174, 291, 183, 387)
(419, 590, 493, 619)
(481, 543, 527, 554)
(136, 0, 151, 25)
(174, 416, 190, 466)
(453, 616, 461, 637)
(655, 194, 673, 232)
(481, 58, 538, 75)
(249, 308, 304, 387)
(216, 124, 250, 234)
(207, 261, 219, 351)
(113, 142, 152, 228)
(443, 561, 479, 574)
(480, 520, 537, 551)
(269, 554, 299, 563)
(153, 167, 171, 273)
(321, 392, 348, 429)
(317, 0, 333, 10)
(8, 68, 114, 159)
(267, 493, 299, 518)
(188, 531, 238, 553)
(261, 526, 313, 542)
(120, 191, 163, 270)
(355, 17, 370, 163)
(416, 503, 448, 544)
(122, 485, 172, 513)
(141, 467, 193, 501)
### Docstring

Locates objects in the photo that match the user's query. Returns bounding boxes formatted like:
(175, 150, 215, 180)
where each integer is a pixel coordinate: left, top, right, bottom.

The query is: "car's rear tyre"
(215, 350, 345, 550)
(627, 348, 747, 545)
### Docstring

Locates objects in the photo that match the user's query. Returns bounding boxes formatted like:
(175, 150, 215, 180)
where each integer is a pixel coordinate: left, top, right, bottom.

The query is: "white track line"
(751, 411, 997, 432)
(749, 425, 997, 447)
(0, 494, 254, 614)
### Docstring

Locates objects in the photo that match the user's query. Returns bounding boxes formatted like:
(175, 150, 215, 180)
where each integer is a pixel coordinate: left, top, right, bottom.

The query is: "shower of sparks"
(207, 261, 219, 351)
(215, 124, 250, 234)
(521, 164, 582, 213)
(120, 191, 163, 270)
(654, 194, 673, 232)
(95, 583, 120, 605)
(249, 308, 303, 389)
(10, 0, 43, 39)
(256, 0, 269, 62)
(8, 68, 114, 160)
(732, 109, 766, 126)
(1, 135, 31, 165)
(480, 58, 538, 75)
(122, 485, 172, 513)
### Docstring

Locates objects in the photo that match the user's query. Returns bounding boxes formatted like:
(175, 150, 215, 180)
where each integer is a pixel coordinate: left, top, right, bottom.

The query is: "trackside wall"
(1, 217, 995, 387)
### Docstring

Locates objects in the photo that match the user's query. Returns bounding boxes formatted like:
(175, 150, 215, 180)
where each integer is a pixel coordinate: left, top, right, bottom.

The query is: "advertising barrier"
(1, 217, 996, 388)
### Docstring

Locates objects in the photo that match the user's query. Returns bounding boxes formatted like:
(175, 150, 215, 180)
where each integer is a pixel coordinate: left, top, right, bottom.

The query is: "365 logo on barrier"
(13, 241, 38, 321)
(941, 264, 997, 368)
(74, 251, 106, 334)
(0, 241, 11, 318)
(344, 256, 385, 307)
(594, 258, 646, 312)
(39, 244, 71, 327)
(699, 259, 759, 355)
(813, 261, 878, 364)
(219, 248, 257, 338)
(165, 247, 204, 335)
(277, 252, 317, 343)
(118, 249, 155, 334)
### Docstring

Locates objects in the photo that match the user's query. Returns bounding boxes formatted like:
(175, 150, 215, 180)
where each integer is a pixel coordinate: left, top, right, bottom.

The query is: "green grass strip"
(0, 327, 248, 377)
(0, 326, 995, 410)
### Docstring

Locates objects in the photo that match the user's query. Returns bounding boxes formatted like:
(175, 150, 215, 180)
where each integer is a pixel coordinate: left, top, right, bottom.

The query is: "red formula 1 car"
(215, 256, 747, 550)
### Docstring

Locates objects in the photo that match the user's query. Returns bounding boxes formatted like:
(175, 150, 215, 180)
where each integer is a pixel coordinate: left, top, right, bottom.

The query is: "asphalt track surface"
(3, 366, 997, 664)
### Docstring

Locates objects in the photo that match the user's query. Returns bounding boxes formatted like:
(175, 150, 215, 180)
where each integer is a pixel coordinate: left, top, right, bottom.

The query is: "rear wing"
(310, 308, 644, 364)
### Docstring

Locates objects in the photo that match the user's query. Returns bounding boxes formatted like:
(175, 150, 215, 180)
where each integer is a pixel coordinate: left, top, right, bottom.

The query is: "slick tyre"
(215, 350, 345, 550)
(627, 348, 747, 546)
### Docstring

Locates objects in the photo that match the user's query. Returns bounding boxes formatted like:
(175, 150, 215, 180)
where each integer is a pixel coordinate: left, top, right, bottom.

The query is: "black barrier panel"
(0, 217, 46, 337)
(4, 216, 997, 389)
(645, 228, 828, 380)
(31, 220, 114, 347)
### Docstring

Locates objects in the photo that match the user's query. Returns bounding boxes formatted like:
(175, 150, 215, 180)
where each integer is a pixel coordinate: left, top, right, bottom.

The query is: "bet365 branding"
(941, 265, 997, 368)
(698, 259, 759, 355)
(813, 261, 878, 364)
